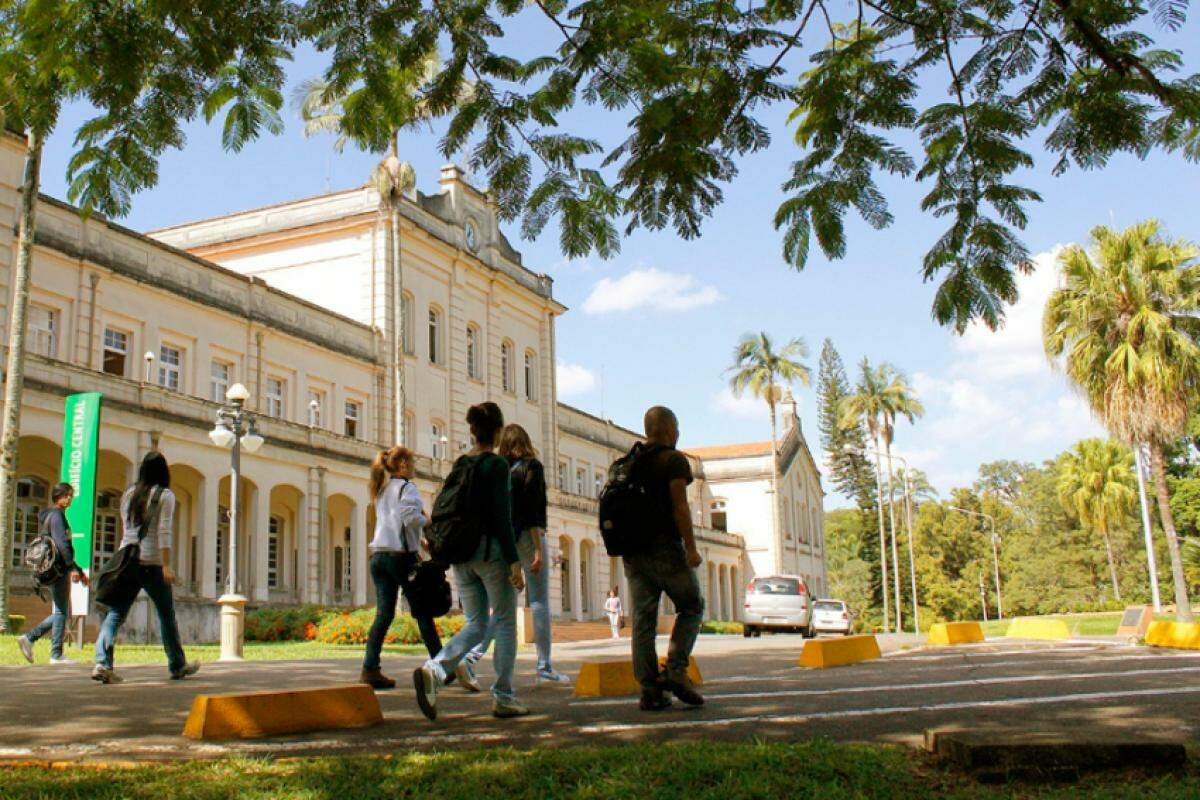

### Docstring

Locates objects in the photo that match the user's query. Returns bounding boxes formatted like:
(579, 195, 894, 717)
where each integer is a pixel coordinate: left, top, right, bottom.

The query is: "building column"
(199, 473, 220, 599)
(352, 501, 368, 606)
(570, 536, 583, 622)
(302, 467, 326, 604)
(252, 482, 272, 602)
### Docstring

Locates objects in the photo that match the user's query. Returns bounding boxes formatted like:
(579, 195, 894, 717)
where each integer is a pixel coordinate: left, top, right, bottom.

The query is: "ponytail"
(369, 446, 416, 501)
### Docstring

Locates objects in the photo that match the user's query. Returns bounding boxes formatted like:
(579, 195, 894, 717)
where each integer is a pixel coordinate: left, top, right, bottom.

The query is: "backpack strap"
(398, 478, 414, 554)
(137, 487, 165, 544)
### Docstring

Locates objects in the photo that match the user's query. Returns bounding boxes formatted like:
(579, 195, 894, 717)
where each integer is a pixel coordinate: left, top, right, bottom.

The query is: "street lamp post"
(208, 383, 264, 661)
(949, 506, 1003, 620)
(1133, 444, 1163, 612)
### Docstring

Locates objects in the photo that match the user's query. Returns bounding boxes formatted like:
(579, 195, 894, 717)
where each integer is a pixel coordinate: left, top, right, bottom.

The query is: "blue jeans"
(466, 530, 554, 673)
(425, 538, 518, 703)
(624, 543, 704, 691)
(364, 551, 443, 670)
(27, 573, 71, 659)
(94, 565, 186, 673)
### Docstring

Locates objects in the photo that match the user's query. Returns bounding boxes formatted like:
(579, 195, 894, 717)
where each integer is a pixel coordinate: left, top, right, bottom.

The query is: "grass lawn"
(978, 613, 1122, 639)
(0, 636, 423, 667)
(1, 741, 1196, 799)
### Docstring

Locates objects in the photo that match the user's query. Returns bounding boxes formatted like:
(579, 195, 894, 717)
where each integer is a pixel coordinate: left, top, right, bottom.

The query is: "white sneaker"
(455, 661, 481, 693)
(16, 635, 33, 664)
(492, 699, 530, 718)
(91, 664, 123, 684)
(536, 668, 572, 685)
(413, 664, 439, 721)
(49, 656, 75, 665)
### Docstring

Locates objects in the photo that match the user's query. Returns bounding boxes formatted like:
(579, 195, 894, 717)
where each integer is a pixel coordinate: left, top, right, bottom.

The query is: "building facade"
(2, 131, 822, 632)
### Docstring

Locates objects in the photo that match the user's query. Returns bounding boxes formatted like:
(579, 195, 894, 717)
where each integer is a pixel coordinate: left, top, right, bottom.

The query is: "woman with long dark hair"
(361, 445, 452, 689)
(461, 423, 569, 685)
(413, 402, 528, 720)
(92, 452, 198, 684)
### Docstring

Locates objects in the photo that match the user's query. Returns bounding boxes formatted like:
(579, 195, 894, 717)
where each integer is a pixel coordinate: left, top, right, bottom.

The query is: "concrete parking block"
(1145, 620, 1200, 650)
(1006, 618, 1071, 641)
(928, 622, 985, 646)
(574, 656, 702, 697)
(183, 684, 383, 740)
(798, 635, 881, 668)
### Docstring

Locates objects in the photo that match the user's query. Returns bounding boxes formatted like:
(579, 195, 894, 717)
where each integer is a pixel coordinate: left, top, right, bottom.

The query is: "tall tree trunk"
(883, 432, 902, 634)
(0, 131, 43, 633)
(768, 395, 782, 575)
(871, 427, 890, 632)
(1100, 523, 1121, 602)
(1150, 443, 1192, 622)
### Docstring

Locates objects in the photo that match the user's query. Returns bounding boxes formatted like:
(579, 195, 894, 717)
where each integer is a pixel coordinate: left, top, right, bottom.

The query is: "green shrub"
(6, 615, 25, 634)
(245, 605, 324, 642)
(700, 620, 744, 635)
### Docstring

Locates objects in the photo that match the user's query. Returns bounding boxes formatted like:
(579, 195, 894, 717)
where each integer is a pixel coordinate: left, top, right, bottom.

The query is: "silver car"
(742, 575, 814, 638)
(811, 598, 853, 635)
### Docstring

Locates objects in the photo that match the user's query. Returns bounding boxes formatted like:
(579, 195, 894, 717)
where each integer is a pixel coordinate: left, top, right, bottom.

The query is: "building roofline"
(556, 402, 642, 442)
(146, 185, 369, 234)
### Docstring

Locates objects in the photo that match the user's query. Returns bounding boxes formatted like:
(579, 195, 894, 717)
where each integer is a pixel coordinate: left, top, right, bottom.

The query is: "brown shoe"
(663, 670, 704, 707)
(360, 668, 396, 690)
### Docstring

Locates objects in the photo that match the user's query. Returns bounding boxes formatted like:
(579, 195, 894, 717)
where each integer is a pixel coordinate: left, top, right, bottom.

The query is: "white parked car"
(811, 599, 853, 635)
(742, 575, 814, 638)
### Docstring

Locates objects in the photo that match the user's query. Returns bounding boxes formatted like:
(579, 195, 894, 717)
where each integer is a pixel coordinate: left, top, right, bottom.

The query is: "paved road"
(1, 634, 1196, 762)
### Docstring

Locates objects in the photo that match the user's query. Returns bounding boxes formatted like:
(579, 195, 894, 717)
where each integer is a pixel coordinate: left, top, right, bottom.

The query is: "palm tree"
(1045, 220, 1200, 622)
(880, 367, 924, 632)
(293, 51, 451, 448)
(727, 333, 811, 575)
(837, 358, 892, 631)
(1057, 439, 1137, 602)
(896, 467, 937, 506)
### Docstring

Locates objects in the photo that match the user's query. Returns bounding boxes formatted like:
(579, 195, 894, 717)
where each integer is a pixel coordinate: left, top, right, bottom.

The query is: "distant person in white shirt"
(606, 588, 623, 639)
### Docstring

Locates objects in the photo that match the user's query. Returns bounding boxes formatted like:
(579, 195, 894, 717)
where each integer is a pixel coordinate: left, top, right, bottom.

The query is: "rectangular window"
(158, 345, 182, 391)
(307, 389, 325, 427)
(594, 470, 605, 498)
(344, 400, 361, 438)
(558, 461, 568, 492)
(524, 351, 537, 401)
(102, 328, 128, 376)
(575, 467, 586, 496)
(466, 326, 481, 380)
(266, 377, 285, 418)
(210, 360, 230, 402)
(402, 294, 415, 355)
(268, 516, 281, 589)
(431, 422, 445, 459)
(501, 343, 514, 393)
(27, 306, 57, 358)
(428, 308, 442, 364)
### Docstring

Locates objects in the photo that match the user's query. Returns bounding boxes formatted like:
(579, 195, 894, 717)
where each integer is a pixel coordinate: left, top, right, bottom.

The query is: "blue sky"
(34, 15, 1200, 507)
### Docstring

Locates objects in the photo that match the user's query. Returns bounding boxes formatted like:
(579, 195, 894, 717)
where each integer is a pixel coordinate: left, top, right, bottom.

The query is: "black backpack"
(425, 455, 486, 564)
(598, 443, 662, 557)
(24, 513, 67, 589)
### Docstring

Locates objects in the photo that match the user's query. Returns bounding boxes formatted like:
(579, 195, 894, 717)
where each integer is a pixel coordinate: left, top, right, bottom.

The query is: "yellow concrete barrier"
(1145, 620, 1200, 650)
(798, 635, 881, 669)
(573, 656, 702, 697)
(928, 622, 985, 646)
(182, 684, 383, 741)
(1005, 618, 1071, 640)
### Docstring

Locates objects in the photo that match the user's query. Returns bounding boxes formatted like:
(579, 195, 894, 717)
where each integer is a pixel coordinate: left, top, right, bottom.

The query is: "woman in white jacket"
(605, 588, 623, 639)
(361, 446, 448, 689)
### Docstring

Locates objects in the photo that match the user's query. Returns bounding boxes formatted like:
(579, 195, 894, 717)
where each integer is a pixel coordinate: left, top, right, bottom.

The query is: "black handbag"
(93, 488, 163, 609)
(405, 559, 453, 619)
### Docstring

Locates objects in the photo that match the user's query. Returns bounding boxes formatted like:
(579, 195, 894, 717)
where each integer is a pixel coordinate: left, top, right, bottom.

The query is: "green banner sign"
(59, 392, 103, 572)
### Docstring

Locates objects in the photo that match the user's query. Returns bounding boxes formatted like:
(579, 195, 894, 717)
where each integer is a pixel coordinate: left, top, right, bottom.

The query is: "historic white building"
(1, 130, 824, 635)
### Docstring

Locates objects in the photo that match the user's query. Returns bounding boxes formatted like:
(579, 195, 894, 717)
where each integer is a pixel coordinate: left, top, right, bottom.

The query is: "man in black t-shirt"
(623, 406, 705, 711)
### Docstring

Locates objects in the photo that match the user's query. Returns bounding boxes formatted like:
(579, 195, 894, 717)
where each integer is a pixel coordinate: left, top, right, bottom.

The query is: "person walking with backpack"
(459, 424, 571, 687)
(414, 402, 528, 720)
(609, 406, 705, 711)
(92, 452, 199, 684)
(16, 483, 89, 664)
(605, 588, 623, 640)
(360, 445, 455, 689)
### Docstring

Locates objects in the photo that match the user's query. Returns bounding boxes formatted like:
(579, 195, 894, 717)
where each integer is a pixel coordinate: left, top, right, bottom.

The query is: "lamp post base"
(217, 594, 248, 662)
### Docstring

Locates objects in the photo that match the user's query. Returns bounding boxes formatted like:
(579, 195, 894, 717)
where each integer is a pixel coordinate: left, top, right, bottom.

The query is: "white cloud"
(710, 389, 767, 421)
(582, 268, 722, 314)
(556, 362, 597, 397)
(895, 247, 1106, 495)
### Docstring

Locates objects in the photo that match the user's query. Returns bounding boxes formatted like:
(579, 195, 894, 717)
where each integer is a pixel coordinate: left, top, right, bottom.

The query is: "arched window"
(401, 292, 415, 355)
(427, 306, 444, 365)
(501, 340, 515, 393)
(466, 324, 482, 380)
(11, 477, 47, 569)
(92, 490, 122, 573)
(524, 349, 538, 402)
